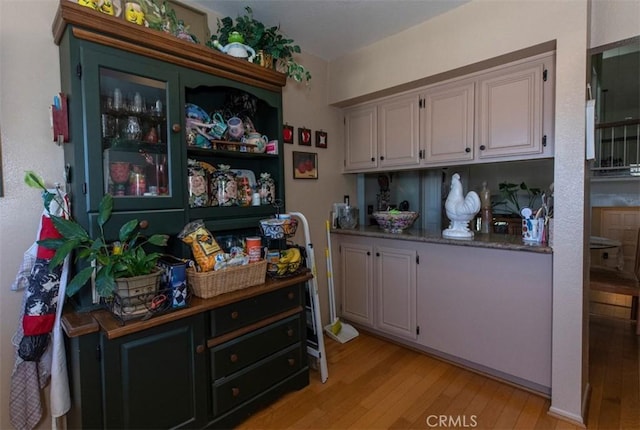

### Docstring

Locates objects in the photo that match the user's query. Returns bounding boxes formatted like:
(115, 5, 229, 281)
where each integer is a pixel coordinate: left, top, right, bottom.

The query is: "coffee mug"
(210, 112, 227, 139)
(227, 116, 244, 140)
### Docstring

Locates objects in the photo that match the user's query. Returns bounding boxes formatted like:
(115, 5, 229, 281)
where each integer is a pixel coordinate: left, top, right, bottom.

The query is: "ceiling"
(192, 0, 470, 61)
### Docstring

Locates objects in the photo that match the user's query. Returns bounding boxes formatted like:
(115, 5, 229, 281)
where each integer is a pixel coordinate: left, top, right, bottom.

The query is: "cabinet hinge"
(542, 135, 547, 147)
(95, 344, 101, 362)
(82, 182, 87, 194)
(419, 98, 423, 109)
(416, 326, 420, 335)
(543, 69, 547, 82)
(416, 254, 420, 264)
(76, 63, 82, 79)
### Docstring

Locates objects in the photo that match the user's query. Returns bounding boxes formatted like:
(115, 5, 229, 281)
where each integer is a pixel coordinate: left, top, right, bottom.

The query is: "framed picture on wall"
(315, 130, 327, 148)
(293, 151, 318, 179)
(283, 124, 294, 144)
(298, 127, 312, 146)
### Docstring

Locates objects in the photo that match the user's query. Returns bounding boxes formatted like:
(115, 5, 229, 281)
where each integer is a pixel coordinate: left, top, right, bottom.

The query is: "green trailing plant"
(25, 171, 169, 298)
(208, 6, 311, 83)
(493, 182, 542, 216)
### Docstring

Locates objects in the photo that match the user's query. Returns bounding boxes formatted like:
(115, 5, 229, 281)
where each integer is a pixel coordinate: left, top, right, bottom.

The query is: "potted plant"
(25, 171, 169, 299)
(207, 6, 311, 84)
(493, 181, 542, 216)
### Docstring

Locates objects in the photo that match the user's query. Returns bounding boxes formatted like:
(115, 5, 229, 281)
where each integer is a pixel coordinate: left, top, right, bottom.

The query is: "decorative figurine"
(98, 0, 121, 16)
(124, 1, 145, 25)
(442, 173, 481, 239)
(78, 0, 98, 10)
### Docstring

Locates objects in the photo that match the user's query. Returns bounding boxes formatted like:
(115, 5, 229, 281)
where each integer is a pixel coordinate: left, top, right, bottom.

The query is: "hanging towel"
(10, 188, 71, 429)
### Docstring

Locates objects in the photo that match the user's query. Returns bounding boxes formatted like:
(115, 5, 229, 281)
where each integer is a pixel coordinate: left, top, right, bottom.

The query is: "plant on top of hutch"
(208, 6, 312, 83)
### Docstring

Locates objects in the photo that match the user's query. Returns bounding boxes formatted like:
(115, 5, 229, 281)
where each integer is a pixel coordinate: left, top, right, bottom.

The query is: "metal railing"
(591, 118, 640, 177)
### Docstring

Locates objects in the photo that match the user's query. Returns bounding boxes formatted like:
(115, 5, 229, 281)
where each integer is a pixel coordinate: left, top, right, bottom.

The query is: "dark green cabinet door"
(76, 41, 184, 213)
(101, 314, 208, 429)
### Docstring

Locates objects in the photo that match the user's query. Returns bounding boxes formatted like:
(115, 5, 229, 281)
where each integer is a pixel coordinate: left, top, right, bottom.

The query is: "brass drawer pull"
(288, 292, 295, 300)
(196, 344, 205, 354)
(287, 358, 296, 366)
(287, 328, 294, 337)
(230, 353, 238, 363)
(231, 310, 239, 319)
(231, 387, 240, 397)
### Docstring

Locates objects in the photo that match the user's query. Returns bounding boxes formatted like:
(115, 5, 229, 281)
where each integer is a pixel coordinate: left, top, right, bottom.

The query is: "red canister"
(245, 237, 262, 262)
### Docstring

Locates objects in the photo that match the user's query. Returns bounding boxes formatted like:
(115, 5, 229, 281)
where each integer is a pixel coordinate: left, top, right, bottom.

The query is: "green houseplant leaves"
(25, 171, 169, 298)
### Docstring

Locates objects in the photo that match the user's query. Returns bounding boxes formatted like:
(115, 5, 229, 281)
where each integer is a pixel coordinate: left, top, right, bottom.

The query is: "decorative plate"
(185, 103, 211, 123)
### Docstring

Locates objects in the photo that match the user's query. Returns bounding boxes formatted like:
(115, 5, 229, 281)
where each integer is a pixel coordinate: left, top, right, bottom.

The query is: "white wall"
(590, 0, 640, 49)
(280, 51, 356, 340)
(1, 1, 64, 429)
(329, 0, 590, 423)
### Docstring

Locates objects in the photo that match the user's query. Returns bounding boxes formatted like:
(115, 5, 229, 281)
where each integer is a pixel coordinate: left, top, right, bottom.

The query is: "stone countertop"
(331, 225, 552, 254)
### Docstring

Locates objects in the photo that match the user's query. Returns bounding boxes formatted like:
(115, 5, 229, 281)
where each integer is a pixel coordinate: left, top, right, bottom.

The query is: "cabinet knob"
(379, 156, 384, 161)
(376, 252, 380, 257)
(231, 310, 239, 319)
(465, 147, 471, 153)
(371, 157, 375, 162)
(479, 145, 486, 150)
(367, 251, 371, 256)
(196, 344, 205, 354)
(230, 353, 239, 363)
(231, 387, 240, 397)
(287, 328, 294, 337)
(288, 292, 295, 300)
(287, 358, 296, 367)
(138, 220, 149, 229)
(172, 123, 181, 133)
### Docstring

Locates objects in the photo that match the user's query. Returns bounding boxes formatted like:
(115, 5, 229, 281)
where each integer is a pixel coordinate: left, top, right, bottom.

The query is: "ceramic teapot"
(242, 132, 268, 152)
(212, 41, 256, 62)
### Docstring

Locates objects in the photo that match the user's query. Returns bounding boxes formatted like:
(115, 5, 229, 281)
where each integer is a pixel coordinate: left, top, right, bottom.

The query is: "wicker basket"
(187, 260, 267, 299)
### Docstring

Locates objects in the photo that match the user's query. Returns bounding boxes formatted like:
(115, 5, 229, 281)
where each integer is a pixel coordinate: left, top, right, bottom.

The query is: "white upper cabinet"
(421, 80, 475, 164)
(343, 52, 555, 173)
(476, 60, 545, 160)
(344, 104, 378, 171)
(378, 93, 421, 169)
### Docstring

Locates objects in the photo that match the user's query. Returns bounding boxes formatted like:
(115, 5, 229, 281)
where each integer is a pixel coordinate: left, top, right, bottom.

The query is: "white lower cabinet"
(415, 242, 552, 393)
(333, 233, 552, 394)
(375, 244, 417, 339)
(338, 239, 374, 327)
(335, 235, 417, 340)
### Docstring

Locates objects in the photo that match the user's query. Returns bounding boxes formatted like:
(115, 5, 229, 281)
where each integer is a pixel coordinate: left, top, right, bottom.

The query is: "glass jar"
(124, 116, 141, 141)
(188, 163, 209, 207)
(214, 166, 237, 207)
(259, 173, 275, 205)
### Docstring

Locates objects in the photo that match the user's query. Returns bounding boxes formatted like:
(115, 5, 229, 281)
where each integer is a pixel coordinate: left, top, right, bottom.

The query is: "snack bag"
(178, 220, 223, 272)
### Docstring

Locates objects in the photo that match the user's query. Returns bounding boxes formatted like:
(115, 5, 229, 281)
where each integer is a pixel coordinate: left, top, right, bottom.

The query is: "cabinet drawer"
(212, 343, 303, 415)
(211, 314, 302, 379)
(210, 284, 302, 336)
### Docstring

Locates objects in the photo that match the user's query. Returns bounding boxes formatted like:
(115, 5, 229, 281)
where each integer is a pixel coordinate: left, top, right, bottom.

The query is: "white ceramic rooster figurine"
(443, 173, 481, 238)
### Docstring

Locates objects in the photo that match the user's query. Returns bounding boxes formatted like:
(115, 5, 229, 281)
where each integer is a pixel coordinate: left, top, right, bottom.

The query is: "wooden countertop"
(62, 271, 313, 340)
(332, 226, 552, 254)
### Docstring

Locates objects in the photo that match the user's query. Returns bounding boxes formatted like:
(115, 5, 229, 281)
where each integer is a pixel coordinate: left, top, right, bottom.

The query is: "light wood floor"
(238, 309, 639, 430)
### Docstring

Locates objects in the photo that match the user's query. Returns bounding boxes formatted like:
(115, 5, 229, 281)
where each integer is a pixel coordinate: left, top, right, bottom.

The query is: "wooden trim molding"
(52, 0, 286, 92)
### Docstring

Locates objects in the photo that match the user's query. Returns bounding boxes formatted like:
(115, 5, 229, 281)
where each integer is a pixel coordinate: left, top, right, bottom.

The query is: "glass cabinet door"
(79, 43, 182, 212)
(100, 68, 169, 198)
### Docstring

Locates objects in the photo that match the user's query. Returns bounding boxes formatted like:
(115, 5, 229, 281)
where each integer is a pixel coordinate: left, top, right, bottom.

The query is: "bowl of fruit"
(372, 210, 419, 233)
